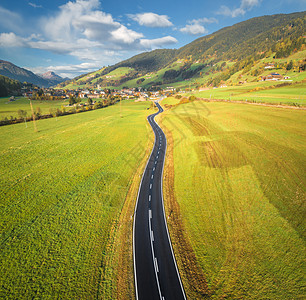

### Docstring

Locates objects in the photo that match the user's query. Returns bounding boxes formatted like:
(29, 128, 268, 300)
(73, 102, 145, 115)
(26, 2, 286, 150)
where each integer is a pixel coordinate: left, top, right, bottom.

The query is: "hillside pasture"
(192, 80, 306, 105)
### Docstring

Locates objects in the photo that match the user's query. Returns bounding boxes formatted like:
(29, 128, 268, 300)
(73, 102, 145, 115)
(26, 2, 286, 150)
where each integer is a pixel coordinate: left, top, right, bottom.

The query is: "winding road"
(133, 102, 186, 300)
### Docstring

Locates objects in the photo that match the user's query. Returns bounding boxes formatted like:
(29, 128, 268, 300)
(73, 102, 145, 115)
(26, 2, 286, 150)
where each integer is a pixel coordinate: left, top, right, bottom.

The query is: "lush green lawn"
(192, 80, 306, 105)
(0, 100, 151, 299)
(0, 97, 69, 119)
(161, 100, 305, 299)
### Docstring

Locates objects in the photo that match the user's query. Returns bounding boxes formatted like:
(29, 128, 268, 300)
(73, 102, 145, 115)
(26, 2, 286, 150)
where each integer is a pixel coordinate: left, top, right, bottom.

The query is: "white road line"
(148, 209, 162, 299)
(151, 174, 154, 179)
(149, 195, 151, 202)
(153, 167, 155, 171)
(154, 257, 159, 273)
(150, 183, 152, 189)
(151, 230, 154, 242)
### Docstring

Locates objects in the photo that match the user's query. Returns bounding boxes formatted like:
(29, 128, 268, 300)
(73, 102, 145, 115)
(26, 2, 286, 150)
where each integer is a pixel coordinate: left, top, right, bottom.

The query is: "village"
(21, 86, 177, 104)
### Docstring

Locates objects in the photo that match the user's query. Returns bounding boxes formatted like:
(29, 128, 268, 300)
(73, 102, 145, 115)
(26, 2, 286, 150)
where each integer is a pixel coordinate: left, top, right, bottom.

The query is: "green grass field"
(160, 100, 305, 299)
(191, 80, 306, 105)
(161, 96, 181, 106)
(0, 100, 152, 299)
(0, 97, 69, 120)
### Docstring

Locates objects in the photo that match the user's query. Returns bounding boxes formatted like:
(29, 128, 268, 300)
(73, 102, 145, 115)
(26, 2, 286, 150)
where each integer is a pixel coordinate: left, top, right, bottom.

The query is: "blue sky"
(0, 0, 305, 78)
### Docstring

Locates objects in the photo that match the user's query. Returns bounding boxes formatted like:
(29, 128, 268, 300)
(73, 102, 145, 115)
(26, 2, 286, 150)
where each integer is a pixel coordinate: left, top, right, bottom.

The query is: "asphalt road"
(133, 102, 186, 300)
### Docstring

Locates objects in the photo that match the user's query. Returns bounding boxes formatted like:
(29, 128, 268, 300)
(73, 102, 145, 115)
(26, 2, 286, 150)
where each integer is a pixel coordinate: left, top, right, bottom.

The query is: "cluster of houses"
(22, 86, 176, 102)
(260, 63, 291, 81)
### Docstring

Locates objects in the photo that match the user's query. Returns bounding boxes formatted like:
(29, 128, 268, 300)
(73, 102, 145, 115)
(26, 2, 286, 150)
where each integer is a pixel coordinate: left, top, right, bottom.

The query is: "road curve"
(133, 101, 186, 300)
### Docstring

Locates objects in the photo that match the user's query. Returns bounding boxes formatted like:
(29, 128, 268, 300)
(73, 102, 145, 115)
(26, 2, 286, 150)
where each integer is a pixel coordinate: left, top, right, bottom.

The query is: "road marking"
(149, 209, 152, 219)
(149, 195, 151, 202)
(151, 230, 154, 242)
(153, 167, 155, 171)
(150, 183, 152, 189)
(157, 155, 159, 159)
(151, 174, 154, 179)
(155, 161, 157, 165)
(154, 257, 159, 273)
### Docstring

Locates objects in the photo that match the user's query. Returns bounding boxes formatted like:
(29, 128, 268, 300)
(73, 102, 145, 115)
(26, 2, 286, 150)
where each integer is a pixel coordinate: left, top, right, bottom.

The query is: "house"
(261, 73, 283, 81)
(264, 63, 275, 69)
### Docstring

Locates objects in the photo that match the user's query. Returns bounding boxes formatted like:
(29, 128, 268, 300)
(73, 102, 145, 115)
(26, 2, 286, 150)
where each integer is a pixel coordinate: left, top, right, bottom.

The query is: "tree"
(69, 95, 76, 106)
(37, 89, 44, 97)
(18, 109, 27, 127)
(286, 60, 293, 70)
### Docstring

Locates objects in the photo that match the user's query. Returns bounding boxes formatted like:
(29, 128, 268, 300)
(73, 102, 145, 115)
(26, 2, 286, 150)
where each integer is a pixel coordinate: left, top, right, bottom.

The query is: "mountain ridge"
(0, 60, 67, 87)
(58, 11, 305, 90)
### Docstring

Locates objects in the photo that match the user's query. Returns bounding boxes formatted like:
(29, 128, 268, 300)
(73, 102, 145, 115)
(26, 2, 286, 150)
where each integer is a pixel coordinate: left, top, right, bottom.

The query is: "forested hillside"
(58, 11, 305, 90)
(0, 75, 21, 97)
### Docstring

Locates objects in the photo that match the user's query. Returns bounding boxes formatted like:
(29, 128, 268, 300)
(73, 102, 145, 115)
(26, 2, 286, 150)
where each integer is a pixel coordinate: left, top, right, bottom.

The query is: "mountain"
(58, 11, 305, 90)
(0, 60, 50, 87)
(40, 71, 69, 86)
(0, 61, 68, 87)
(177, 11, 305, 61)
(40, 71, 62, 81)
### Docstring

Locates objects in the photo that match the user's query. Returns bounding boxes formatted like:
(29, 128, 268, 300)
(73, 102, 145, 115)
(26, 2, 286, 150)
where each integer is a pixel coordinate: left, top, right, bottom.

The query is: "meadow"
(0, 97, 69, 120)
(0, 99, 152, 299)
(191, 80, 306, 106)
(160, 99, 305, 299)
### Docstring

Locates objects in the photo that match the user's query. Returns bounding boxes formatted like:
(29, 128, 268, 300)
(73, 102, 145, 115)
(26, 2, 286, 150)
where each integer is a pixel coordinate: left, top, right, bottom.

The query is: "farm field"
(161, 96, 181, 106)
(191, 78, 306, 106)
(159, 100, 305, 299)
(0, 97, 69, 120)
(0, 100, 152, 299)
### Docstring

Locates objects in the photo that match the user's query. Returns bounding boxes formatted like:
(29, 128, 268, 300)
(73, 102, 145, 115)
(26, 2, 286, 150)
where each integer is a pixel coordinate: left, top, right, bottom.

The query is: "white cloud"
(128, 12, 173, 28)
(111, 26, 144, 44)
(41, 0, 143, 48)
(217, 0, 261, 17)
(29, 62, 99, 78)
(0, 32, 26, 47)
(180, 24, 208, 35)
(28, 2, 42, 8)
(28, 39, 102, 54)
(140, 36, 177, 49)
(192, 17, 218, 24)
(180, 17, 217, 36)
(0, 1, 179, 76)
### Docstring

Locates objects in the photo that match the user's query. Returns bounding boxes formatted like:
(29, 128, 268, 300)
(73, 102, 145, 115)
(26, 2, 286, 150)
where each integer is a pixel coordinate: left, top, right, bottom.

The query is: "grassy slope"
(160, 100, 305, 299)
(191, 78, 306, 106)
(0, 97, 69, 119)
(0, 100, 152, 299)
